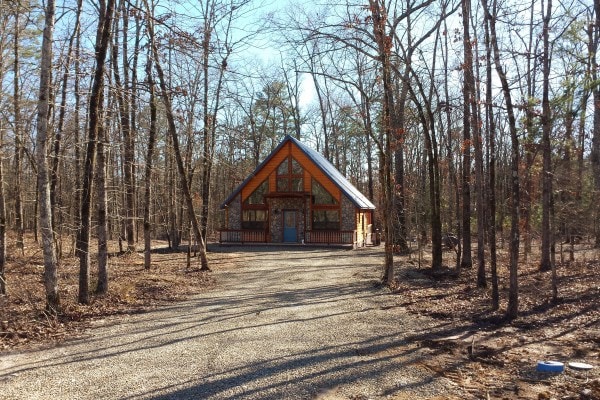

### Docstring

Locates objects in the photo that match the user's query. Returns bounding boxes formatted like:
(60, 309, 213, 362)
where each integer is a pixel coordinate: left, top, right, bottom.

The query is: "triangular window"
(244, 180, 268, 205)
(312, 179, 337, 205)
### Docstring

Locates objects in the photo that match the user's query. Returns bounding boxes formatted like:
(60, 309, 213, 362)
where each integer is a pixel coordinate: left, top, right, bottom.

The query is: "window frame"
(311, 209, 340, 231)
(276, 156, 304, 193)
(241, 209, 267, 230)
(241, 179, 268, 230)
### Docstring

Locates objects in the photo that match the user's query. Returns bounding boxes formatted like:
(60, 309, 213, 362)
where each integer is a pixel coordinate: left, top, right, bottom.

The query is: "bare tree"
(36, 0, 59, 313)
(482, 2, 499, 309)
(0, 134, 5, 295)
(368, 0, 397, 284)
(482, 0, 521, 319)
(540, 0, 553, 274)
(13, 5, 24, 254)
(592, 0, 600, 248)
(95, 102, 109, 294)
(144, 0, 209, 271)
(0, 0, 7, 295)
(52, 0, 83, 258)
(112, 0, 136, 253)
(144, 52, 157, 270)
(77, 0, 116, 304)
(460, 0, 474, 270)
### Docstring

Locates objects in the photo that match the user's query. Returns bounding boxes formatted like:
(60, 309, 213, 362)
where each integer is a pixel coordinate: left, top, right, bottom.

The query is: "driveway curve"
(1, 246, 457, 399)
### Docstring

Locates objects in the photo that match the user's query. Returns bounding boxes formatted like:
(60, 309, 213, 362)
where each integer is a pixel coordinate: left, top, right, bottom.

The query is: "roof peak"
(220, 135, 375, 210)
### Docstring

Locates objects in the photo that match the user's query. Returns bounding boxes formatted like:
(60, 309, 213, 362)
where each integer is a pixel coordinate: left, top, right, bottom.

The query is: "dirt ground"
(394, 239, 600, 399)
(1, 234, 599, 399)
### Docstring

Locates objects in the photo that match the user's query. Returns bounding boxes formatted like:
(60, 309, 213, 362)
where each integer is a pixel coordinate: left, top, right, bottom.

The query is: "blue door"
(283, 211, 297, 242)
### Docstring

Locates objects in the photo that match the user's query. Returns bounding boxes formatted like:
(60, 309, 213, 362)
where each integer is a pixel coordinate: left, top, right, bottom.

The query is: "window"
(244, 180, 268, 205)
(312, 179, 338, 205)
(291, 158, 302, 174)
(312, 210, 340, 230)
(276, 157, 303, 192)
(242, 209, 267, 230)
(242, 180, 268, 229)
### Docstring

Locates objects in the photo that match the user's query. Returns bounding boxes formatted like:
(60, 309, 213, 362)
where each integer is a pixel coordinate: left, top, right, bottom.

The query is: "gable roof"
(220, 135, 375, 210)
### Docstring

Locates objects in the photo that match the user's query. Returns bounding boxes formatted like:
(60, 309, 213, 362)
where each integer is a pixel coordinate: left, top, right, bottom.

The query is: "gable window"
(244, 180, 268, 205)
(312, 179, 338, 205)
(311, 178, 340, 230)
(276, 157, 303, 192)
(242, 180, 268, 230)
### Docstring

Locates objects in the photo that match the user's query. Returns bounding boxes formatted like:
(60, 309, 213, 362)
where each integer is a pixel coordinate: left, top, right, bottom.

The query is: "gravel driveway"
(1, 246, 458, 399)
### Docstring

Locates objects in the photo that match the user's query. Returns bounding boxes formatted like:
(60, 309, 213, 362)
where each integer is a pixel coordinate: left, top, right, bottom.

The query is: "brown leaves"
(391, 242, 600, 399)
(0, 236, 215, 353)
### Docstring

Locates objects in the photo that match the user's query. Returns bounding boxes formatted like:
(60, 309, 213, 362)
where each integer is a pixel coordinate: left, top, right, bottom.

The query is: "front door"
(283, 211, 297, 242)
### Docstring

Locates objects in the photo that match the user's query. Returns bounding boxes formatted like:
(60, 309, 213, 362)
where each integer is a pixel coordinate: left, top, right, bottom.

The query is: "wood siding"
(239, 141, 341, 203)
(290, 145, 341, 201)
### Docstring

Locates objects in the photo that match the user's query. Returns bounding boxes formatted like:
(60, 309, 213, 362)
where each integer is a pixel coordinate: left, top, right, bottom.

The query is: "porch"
(218, 229, 358, 245)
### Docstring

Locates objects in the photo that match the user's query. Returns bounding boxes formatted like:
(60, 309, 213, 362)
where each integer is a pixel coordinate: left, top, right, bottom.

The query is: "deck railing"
(304, 230, 356, 245)
(219, 229, 359, 245)
(219, 230, 267, 243)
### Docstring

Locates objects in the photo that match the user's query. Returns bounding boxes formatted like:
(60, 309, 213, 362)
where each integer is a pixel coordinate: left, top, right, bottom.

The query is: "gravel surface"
(1, 246, 459, 399)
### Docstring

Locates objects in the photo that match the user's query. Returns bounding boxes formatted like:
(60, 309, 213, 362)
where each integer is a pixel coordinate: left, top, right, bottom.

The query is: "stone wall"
(227, 194, 241, 230)
(340, 195, 356, 231)
(269, 197, 308, 242)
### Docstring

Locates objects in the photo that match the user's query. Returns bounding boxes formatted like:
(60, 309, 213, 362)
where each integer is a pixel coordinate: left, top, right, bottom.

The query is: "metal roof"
(220, 135, 375, 210)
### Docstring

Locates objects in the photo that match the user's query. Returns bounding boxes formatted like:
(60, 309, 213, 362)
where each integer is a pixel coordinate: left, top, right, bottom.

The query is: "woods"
(0, 0, 599, 322)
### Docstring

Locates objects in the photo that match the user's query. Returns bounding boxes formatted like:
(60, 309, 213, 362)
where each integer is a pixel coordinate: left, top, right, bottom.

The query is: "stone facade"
(226, 192, 360, 245)
(268, 197, 308, 242)
(227, 194, 241, 230)
(340, 195, 356, 231)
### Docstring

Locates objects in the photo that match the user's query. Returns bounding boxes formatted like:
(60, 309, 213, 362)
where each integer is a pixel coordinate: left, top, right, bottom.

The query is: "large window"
(277, 157, 304, 192)
(242, 210, 267, 230)
(244, 180, 268, 205)
(312, 210, 340, 230)
(242, 180, 268, 229)
(311, 178, 339, 230)
(312, 179, 338, 205)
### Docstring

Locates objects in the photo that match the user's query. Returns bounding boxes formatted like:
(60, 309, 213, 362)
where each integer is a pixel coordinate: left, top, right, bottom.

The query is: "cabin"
(219, 135, 377, 247)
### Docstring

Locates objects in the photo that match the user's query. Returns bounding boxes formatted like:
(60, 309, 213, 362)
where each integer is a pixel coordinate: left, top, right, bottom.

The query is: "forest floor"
(393, 240, 600, 399)
(1, 234, 599, 399)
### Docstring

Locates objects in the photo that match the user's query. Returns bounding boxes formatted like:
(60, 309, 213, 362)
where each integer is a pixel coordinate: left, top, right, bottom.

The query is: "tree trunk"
(409, 74, 443, 271)
(483, 9, 499, 309)
(369, 0, 396, 284)
(145, 0, 209, 271)
(77, 0, 116, 304)
(96, 120, 109, 295)
(483, 0, 520, 319)
(460, 0, 474, 270)
(52, 0, 82, 259)
(592, 0, 600, 248)
(0, 10, 7, 295)
(13, 9, 24, 254)
(168, 143, 180, 249)
(540, 0, 553, 271)
(144, 54, 157, 270)
(36, 0, 60, 313)
(393, 66, 411, 255)
(112, 0, 136, 253)
(72, 4, 83, 256)
(0, 114, 6, 296)
(471, 15, 487, 288)
(442, 17, 461, 270)
(520, 0, 535, 261)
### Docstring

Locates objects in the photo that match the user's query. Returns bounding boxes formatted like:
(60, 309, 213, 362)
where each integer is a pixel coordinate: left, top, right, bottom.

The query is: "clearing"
(1, 241, 599, 399)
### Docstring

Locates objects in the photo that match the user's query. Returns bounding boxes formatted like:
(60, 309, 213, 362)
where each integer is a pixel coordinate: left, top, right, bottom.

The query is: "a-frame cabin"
(219, 135, 377, 247)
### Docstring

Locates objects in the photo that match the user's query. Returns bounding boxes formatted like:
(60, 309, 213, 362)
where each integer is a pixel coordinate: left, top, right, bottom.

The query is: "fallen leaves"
(394, 243, 600, 399)
(0, 238, 217, 352)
